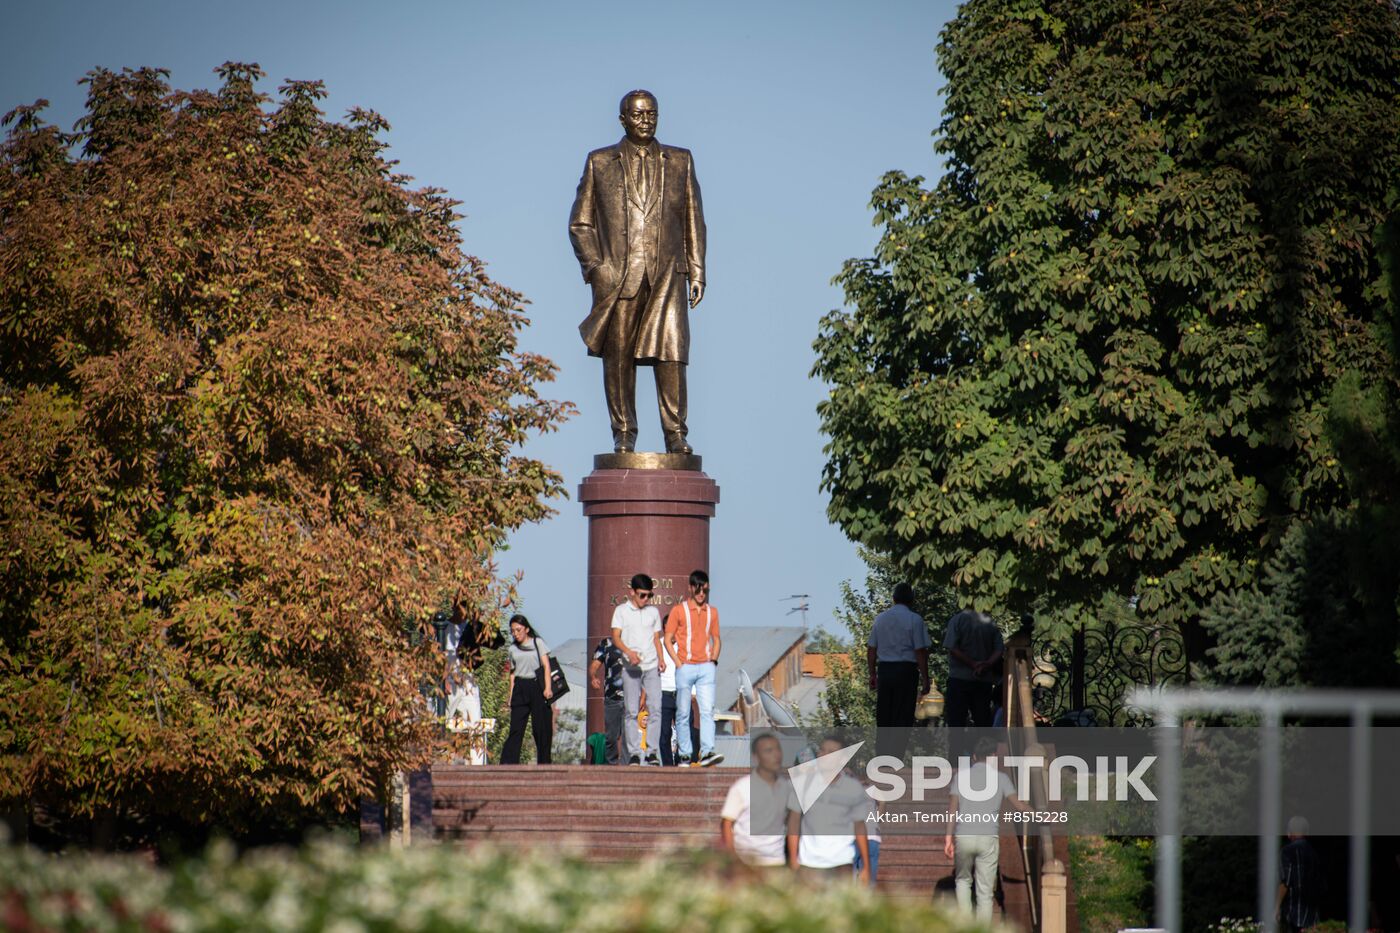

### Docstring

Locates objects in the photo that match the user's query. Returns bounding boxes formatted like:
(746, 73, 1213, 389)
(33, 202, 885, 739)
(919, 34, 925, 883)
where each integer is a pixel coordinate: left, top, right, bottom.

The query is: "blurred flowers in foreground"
(0, 835, 994, 932)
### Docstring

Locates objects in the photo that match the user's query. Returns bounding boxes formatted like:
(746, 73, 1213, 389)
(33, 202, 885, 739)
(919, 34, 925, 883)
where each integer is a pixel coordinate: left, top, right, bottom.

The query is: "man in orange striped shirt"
(664, 570, 724, 767)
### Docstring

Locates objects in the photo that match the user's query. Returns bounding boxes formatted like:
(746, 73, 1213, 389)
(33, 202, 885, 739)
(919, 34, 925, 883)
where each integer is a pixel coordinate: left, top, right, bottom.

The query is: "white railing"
(1128, 687, 1400, 933)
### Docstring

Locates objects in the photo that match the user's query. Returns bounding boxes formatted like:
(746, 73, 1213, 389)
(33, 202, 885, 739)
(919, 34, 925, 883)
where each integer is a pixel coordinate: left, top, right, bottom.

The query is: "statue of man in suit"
(569, 90, 706, 455)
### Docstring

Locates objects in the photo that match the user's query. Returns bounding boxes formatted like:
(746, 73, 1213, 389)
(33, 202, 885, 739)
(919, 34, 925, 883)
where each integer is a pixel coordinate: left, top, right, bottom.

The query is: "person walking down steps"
(501, 614, 554, 764)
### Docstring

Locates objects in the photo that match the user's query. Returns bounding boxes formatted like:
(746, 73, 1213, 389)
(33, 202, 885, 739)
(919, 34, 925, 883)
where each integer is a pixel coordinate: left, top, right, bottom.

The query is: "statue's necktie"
(635, 149, 650, 203)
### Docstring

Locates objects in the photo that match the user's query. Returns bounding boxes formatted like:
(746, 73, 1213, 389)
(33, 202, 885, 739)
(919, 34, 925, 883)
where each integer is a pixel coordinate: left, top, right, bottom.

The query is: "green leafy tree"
(803, 628, 849, 655)
(812, 0, 1400, 653)
(1203, 204, 1400, 686)
(479, 648, 516, 764)
(0, 65, 572, 828)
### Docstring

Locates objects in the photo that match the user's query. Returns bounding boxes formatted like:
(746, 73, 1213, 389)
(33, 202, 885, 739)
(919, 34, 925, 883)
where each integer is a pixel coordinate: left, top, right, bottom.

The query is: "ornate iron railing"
(1030, 617, 1190, 726)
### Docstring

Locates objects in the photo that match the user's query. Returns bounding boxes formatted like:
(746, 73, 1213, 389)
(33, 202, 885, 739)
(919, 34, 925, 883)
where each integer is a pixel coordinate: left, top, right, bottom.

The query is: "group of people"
(455, 568, 1006, 769)
(720, 732, 880, 886)
(861, 582, 1014, 920)
(440, 595, 559, 766)
(864, 582, 1007, 749)
(717, 728, 1024, 915)
(448, 572, 1012, 913)
(589, 570, 725, 767)
(455, 578, 1033, 921)
(462, 577, 1350, 928)
(440, 569, 730, 767)
(857, 584, 1345, 928)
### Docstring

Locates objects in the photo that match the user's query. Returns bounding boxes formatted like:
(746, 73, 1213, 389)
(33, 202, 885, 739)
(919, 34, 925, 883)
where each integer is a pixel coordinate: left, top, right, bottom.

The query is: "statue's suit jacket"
(569, 140, 706, 363)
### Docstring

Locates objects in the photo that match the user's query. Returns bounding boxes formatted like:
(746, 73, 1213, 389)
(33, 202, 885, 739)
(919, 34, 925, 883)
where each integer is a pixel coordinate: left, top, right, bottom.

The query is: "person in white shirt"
(443, 589, 502, 764)
(610, 572, 665, 765)
(785, 735, 871, 886)
(943, 736, 1028, 924)
(441, 600, 482, 761)
(721, 733, 790, 869)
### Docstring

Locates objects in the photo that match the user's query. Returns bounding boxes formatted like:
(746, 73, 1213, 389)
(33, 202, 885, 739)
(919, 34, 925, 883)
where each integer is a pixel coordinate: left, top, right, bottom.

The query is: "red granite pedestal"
(578, 455, 720, 735)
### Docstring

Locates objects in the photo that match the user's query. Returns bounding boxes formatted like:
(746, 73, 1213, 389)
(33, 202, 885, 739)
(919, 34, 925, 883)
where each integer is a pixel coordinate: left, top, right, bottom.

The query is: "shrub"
(0, 836, 989, 932)
(1070, 835, 1152, 932)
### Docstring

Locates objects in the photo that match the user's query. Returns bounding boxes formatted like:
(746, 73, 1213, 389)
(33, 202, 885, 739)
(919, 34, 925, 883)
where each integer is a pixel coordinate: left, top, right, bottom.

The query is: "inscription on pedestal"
(607, 573, 689, 609)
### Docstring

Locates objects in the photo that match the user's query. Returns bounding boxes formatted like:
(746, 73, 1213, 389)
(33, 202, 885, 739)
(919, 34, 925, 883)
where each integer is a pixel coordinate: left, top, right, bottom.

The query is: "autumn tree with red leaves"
(0, 63, 571, 827)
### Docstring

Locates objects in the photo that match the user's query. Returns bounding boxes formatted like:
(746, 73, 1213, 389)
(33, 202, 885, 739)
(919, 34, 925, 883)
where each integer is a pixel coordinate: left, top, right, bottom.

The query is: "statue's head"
(618, 89, 658, 145)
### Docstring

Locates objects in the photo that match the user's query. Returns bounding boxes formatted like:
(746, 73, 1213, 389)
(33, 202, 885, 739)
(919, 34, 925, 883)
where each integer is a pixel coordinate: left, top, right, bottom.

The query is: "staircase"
(360, 764, 1072, 931)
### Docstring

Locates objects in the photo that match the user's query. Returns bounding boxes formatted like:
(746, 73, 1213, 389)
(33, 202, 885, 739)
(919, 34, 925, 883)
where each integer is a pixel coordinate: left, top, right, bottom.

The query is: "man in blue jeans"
(665, 570, 724, 767)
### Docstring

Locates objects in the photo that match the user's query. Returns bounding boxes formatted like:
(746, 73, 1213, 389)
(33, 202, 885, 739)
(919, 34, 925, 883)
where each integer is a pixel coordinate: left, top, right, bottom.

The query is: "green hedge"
(0, 838, 991, 932)
(1069, 836, 1152, 932)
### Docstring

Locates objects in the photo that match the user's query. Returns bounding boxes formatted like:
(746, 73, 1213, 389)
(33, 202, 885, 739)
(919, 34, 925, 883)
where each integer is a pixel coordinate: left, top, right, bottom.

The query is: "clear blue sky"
(2, 0, 960, 649)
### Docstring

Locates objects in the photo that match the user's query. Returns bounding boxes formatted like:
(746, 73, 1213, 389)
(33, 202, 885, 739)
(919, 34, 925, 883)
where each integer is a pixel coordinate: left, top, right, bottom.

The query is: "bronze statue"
(569, 90, 706, 455)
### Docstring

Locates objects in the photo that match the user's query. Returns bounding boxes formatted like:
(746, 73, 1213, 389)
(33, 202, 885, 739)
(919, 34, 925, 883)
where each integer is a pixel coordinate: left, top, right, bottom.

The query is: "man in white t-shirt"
(721, 733, 790, 868)
(610, 572, 666, 765)
(943, 736, 1027, 924)
(785, 736, 871, 885)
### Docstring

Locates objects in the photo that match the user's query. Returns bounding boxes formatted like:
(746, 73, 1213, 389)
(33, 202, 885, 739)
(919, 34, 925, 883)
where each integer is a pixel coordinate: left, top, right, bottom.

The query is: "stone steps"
(361, 764, 1067, 929)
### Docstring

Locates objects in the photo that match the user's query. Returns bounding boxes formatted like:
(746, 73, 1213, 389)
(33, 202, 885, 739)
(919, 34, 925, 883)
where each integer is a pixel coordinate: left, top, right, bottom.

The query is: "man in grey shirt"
(943, 608, 1004, 732)
(866, 582, 931, 759)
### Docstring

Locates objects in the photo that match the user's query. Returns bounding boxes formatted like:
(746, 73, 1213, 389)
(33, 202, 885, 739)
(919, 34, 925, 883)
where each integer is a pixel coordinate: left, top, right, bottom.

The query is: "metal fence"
(1127, 687, 1400, 933)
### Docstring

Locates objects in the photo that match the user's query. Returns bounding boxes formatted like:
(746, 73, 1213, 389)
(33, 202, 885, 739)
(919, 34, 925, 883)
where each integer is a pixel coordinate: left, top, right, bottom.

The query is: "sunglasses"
(634, 590, 653, 598)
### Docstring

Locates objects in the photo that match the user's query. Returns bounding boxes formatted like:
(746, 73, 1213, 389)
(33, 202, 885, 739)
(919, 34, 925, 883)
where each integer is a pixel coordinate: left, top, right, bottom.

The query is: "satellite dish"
(758, 688, 798, 728)
(738, 669, 756, 705)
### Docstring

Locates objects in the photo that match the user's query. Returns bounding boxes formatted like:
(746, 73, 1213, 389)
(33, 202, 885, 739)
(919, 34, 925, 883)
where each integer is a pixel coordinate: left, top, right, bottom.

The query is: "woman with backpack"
(501, 614, 554, 764)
